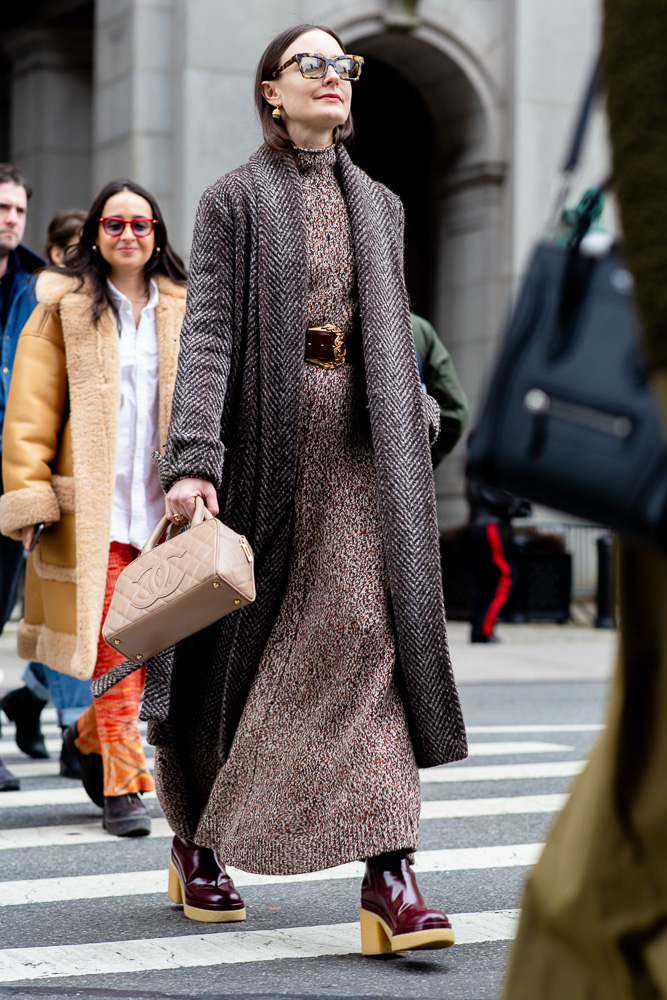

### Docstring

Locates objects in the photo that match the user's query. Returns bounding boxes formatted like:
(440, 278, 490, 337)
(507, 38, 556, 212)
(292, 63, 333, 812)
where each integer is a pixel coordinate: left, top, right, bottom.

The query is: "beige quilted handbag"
(102, 497, 255, 664)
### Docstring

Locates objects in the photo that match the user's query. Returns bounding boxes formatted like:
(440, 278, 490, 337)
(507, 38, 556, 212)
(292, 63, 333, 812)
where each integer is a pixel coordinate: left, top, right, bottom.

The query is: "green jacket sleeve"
(412, 312, 469, 468)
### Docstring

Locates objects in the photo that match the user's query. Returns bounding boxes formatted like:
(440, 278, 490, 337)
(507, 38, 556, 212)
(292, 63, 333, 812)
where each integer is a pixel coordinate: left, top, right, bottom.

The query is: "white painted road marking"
(465, 741, 574, 756)
(0, 844, 542, 907)
(0, 910, 521, 981)
(0, 762, 583, 807)
(0, 788, 157, 809)
(466, 724, 603, 734)
(0, 795, 567, 850)
(419, 793, 567, 819)
(420, 760, 585, 783)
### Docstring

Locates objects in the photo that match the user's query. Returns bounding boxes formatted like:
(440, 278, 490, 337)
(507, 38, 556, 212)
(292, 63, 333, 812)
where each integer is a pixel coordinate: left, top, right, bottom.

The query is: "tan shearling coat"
(0, 270, 185, 679)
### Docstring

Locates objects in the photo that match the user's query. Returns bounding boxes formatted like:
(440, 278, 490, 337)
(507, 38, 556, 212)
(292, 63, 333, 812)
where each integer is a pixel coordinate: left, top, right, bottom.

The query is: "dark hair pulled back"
(254, 23, 354, 152)
(44, 209, 87, 262)
(55, 179, 187, 323)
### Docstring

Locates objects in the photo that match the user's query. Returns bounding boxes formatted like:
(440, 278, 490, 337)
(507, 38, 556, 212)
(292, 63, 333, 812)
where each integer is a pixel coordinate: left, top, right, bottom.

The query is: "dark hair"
(0, 163, 32, 200)
(55, 179, 187, 323)
(44, 209, 87, 263)
(254, 24, 354, 152)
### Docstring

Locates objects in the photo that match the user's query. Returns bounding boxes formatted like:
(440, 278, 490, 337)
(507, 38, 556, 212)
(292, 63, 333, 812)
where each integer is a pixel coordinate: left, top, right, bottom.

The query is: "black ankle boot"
(59, 725, 82, 779)
(62, 722, 103, 806)
(0, 687, 49, 759)
(0, 756, 20, 792)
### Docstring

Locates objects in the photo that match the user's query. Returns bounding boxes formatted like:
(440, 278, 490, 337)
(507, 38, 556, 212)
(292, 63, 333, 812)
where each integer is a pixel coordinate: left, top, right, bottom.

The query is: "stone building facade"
(1, 0, 607, 524)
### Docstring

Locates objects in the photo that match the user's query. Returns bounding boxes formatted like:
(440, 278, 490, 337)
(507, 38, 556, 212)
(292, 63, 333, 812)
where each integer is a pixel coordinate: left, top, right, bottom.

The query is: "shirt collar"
(107, 277, 159, 313)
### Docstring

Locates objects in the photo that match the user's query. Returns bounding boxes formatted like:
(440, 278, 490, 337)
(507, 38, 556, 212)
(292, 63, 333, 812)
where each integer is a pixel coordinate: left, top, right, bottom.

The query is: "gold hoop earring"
(271, 106, 282, 120)
(153, 246, 161, 256)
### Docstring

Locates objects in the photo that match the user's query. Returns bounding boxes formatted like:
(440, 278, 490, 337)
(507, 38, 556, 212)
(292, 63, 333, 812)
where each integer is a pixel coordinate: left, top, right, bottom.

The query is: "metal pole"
(595, 534, 616, 628)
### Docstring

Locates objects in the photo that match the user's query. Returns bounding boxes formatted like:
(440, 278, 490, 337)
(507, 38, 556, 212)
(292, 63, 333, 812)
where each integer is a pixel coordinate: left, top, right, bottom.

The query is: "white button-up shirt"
(108, 279, 164, 549)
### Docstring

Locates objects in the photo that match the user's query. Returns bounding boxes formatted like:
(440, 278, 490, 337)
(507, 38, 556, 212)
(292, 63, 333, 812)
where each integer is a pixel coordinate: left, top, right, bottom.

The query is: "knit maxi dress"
(154, 146, 421, 875)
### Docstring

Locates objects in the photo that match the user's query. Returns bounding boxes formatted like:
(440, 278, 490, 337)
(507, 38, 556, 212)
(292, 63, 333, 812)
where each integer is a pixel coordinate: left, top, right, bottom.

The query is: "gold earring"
(271, 106, 282, 120)
(92, 244, 98, 252)
(153, 246, 161, 256)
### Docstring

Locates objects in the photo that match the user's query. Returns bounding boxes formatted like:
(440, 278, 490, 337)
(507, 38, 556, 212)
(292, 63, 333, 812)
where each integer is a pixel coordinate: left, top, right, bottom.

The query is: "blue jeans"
(23, 662, 92, 728)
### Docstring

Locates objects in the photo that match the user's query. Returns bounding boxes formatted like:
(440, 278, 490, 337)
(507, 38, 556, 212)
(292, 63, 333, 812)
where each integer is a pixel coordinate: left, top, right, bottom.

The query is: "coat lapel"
(155, 276, 186, 449)
(59, 288, 120, 678)
(248, 146, 308, 551)
(337, 148, 464, 764)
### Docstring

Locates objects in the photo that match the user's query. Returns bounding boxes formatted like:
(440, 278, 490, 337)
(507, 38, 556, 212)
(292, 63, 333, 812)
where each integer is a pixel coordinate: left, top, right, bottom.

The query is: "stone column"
(2, 22, 93, 253)
(93, 0, 176, 239)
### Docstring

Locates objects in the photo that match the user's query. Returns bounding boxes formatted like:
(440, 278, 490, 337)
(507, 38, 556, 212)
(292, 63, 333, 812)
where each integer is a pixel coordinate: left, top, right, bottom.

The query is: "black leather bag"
(467, 66, 667, 549)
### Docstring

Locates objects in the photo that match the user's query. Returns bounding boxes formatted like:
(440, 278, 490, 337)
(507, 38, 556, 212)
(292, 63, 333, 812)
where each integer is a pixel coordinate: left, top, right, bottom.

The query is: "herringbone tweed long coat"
(141, 143, 467, 770)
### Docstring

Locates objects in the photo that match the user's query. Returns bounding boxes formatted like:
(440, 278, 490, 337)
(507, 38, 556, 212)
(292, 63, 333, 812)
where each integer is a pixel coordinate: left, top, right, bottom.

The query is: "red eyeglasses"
(98, 217, 157, 238)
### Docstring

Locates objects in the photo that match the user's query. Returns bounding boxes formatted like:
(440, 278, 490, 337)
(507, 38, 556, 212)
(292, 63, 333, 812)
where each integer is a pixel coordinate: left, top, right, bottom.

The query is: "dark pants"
(466, 522, 513, 638)
(0, 452, 24, 633)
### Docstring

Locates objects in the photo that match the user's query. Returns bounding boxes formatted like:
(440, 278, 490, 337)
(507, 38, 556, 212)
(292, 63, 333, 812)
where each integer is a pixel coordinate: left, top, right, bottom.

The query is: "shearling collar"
(35, 269, 186, 309)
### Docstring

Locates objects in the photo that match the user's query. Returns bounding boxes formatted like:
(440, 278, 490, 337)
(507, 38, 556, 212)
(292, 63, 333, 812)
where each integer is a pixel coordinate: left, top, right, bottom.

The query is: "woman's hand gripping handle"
(165, 478, 219, 523)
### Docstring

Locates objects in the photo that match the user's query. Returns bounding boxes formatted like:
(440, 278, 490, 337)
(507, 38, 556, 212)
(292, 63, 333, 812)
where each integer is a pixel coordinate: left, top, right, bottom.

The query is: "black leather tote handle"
(562, 59, 600, 174)
(546, 59, 607, 236)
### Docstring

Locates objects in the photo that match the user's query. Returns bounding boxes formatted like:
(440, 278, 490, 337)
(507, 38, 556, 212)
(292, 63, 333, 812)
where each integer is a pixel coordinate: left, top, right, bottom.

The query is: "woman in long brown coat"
(151, 23, 467, 954)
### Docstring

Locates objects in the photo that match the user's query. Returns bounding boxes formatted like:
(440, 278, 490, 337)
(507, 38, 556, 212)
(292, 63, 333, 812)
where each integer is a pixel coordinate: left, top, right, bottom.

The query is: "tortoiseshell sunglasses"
(272, 53, 364, 81)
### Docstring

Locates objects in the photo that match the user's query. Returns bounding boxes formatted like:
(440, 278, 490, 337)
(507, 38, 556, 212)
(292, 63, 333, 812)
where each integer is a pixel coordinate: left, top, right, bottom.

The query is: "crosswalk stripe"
(0, 844, 542, 907)
(0, 761, 72, 778)
(0, 762, 585, 807)
(467, 724, 603, 734)
(0, 909, 521, 981)
(466, 741, 573, 756)
(5, 717, 601, 736)
(0, 737, 571, 760)
(0, 818, 174, 849)
(420, 760, 585, 783)
(0, 738, 156, 757)
(0, 795, 567, 850)
(419, 793, 567, 818)
(0, 788, 157, 809)
(0, 745, 572, 778)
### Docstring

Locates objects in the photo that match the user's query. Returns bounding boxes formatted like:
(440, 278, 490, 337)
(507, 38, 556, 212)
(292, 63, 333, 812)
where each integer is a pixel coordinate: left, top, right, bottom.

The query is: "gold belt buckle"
(305, 323, 347, 369)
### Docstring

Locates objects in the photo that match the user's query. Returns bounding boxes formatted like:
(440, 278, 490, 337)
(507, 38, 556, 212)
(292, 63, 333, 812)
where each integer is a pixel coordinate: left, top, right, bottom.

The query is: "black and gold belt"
(305, 323, 347, 369)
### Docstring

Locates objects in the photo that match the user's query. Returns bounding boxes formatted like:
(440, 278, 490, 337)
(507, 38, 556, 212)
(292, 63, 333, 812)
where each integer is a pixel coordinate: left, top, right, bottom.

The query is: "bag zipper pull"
(239, 535, 253, 562)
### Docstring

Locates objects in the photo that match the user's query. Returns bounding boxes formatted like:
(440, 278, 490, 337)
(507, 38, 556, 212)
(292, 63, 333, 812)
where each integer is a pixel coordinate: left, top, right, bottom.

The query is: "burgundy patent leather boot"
(168, 835, 246, 922)
(360, 852, 454, 955)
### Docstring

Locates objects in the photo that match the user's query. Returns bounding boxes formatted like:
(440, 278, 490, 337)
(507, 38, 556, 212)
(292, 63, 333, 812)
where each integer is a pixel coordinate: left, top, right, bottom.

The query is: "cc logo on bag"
(130, 550, 188, 609)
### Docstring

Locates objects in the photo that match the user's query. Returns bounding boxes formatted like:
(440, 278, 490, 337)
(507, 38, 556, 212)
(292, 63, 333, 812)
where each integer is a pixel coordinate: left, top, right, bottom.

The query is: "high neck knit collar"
(294, 145, 337, 175)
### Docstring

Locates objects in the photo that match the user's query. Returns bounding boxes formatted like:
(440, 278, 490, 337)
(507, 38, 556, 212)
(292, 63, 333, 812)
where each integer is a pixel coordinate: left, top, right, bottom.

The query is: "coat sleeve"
(155, 184, 236, 492)
(0, 305, 68, 539)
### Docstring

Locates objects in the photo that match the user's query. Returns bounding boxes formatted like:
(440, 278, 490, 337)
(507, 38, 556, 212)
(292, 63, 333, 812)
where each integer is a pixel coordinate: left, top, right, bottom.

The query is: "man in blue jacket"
(0, 163, 44, 791)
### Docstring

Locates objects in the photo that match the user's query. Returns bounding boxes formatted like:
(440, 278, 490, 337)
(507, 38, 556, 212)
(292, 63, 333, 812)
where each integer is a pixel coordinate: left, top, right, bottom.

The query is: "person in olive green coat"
(503, 3, 667, 997)
(411, 312, 469, 468)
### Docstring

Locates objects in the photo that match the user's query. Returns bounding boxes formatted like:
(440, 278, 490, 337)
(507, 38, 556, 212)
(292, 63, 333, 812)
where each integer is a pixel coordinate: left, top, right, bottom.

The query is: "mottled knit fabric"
(144, 143, 466, 786)
(154, 148, 421, 874)
(296, 145, 358, 334)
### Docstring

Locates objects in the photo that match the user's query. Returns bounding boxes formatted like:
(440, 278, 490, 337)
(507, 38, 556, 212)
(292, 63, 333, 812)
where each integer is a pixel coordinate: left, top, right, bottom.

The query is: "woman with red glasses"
(0, 179, 187, 836)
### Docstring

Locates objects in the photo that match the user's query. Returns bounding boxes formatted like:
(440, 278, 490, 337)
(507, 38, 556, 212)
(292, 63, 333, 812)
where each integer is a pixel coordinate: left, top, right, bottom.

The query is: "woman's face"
(97, 190, 156, 277)
(262, 28, 352, 142)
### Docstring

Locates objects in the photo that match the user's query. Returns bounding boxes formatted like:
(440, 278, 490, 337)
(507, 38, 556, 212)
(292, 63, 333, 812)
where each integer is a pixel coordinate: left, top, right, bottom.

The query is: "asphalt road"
(0, 623, 614, 1000)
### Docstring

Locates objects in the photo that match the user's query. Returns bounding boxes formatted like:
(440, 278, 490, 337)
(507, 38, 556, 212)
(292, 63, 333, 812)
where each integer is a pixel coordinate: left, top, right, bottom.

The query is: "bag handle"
(140, 496, 212, 556)
(545, 59, 605, 237)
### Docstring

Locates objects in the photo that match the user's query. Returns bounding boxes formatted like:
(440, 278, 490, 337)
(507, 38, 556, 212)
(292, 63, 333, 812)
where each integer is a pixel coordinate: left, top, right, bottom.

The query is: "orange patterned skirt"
(75, 542, 155, 797)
